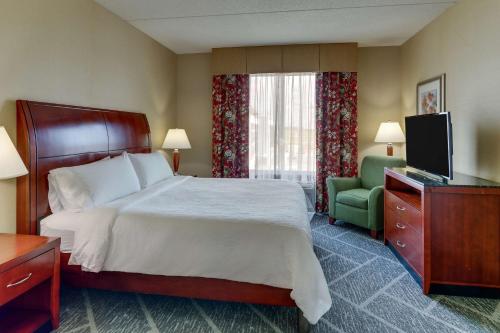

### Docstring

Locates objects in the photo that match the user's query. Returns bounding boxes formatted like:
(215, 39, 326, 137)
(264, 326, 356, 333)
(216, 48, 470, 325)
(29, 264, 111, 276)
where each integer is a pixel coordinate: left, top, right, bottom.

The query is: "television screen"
(405, 113, 453, 179)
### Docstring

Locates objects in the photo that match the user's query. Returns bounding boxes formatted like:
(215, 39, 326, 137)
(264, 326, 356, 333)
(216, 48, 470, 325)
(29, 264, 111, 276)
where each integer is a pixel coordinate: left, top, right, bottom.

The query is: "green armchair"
(326, 155, 406, 238)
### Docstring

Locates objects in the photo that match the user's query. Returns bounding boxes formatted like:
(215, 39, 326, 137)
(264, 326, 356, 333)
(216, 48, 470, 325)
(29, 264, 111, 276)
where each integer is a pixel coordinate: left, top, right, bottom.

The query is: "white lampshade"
(162, 128, 191, 149)
(0, 126, 28, 180)
(374, 122, 405, 143)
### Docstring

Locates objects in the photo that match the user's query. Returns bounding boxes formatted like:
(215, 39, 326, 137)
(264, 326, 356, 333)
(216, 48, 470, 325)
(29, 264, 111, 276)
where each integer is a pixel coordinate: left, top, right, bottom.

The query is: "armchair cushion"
(326, 177, 361, 217)
(336, 188, 370, 210)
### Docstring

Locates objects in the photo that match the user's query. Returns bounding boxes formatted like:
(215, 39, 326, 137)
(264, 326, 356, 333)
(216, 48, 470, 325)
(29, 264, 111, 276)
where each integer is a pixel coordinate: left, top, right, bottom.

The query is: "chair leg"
(328, 217, 336, 225)
(370, 230, 379, 239)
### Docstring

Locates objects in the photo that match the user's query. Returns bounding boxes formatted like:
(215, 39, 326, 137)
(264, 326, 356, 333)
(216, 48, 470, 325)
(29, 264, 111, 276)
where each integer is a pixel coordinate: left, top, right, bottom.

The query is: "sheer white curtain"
(249, 73, 316, 187)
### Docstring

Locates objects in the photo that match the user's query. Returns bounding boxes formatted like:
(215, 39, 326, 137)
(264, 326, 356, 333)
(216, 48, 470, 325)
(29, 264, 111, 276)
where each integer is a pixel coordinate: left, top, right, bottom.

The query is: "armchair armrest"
(367, 185, 384, 231)
(326, 177, 361, 217)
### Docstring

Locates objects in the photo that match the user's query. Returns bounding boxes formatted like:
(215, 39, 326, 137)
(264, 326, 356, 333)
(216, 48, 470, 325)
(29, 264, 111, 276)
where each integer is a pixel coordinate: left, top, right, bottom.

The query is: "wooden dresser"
(384, 168, 500, 295)
(0, 234, 60, 332)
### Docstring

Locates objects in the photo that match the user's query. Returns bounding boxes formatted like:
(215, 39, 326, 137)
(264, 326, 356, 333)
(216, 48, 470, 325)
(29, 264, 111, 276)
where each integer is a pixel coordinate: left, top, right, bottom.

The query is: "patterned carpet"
(54, 215, 499, 333)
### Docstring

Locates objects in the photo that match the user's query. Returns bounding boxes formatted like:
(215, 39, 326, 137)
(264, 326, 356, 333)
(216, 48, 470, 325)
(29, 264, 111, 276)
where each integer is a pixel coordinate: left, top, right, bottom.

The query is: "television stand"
(384, 167, 500, 296)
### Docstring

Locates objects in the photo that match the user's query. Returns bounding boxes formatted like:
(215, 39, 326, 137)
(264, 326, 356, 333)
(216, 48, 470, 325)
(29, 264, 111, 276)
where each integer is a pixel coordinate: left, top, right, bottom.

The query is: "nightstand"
(0, 234, 61, 332)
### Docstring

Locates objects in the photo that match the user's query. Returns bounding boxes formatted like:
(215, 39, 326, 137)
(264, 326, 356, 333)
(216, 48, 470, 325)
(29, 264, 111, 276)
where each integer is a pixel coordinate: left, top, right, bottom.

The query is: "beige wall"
(176, 53, 213, 177)
(358, 47, 402, 166)
(0, 0, 177, 232)
(401, 0, 500, 182)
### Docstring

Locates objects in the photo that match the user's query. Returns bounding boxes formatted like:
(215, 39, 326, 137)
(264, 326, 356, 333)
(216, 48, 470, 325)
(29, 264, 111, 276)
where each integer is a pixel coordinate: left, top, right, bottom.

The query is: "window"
(249, 73, 316, 188)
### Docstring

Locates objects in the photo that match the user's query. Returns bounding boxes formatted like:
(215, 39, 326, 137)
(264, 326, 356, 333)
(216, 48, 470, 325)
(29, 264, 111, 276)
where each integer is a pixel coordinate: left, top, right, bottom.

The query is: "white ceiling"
(95, 0, 456, 54)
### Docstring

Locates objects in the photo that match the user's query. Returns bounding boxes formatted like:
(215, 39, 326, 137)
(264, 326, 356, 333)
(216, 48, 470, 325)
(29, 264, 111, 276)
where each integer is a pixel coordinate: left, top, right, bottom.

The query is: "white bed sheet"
(40, 176, 331, 324)
(40, 214, 77, 252)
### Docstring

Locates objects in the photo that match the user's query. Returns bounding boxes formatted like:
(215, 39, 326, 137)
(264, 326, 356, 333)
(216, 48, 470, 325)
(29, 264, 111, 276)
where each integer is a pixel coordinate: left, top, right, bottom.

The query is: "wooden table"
(0, 234, 60, 332)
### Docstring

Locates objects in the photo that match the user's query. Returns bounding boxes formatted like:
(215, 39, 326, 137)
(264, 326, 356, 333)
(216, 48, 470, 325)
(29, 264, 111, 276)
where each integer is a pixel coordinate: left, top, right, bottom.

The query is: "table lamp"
(374, 121, 405, 156)
(162, 128, 191, 174)
(0, 126, 28, 179)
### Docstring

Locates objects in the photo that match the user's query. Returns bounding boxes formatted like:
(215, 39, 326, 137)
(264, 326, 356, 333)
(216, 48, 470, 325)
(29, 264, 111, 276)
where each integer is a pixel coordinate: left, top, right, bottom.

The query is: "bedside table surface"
(0, 234, 60, 272)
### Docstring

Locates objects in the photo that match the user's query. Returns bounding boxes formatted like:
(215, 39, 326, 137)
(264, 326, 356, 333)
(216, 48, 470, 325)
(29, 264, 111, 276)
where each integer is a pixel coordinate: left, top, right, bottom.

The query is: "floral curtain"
(316, 72, 358, 212)
(212, 74, 250, 178)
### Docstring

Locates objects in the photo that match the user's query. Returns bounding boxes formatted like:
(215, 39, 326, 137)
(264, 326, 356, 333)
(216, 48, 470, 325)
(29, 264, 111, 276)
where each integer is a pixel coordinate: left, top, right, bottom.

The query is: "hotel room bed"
(40, 176, 331, 323)
(16, 100, 331, 327)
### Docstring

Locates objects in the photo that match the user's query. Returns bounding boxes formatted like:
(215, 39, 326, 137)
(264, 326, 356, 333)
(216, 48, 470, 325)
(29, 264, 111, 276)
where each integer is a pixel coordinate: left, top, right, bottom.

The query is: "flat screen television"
(405, 112, 453, 179)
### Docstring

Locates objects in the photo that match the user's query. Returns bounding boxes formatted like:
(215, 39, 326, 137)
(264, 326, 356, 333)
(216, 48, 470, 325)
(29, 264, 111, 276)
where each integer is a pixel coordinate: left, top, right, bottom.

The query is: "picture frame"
(416, 74, 446, 114)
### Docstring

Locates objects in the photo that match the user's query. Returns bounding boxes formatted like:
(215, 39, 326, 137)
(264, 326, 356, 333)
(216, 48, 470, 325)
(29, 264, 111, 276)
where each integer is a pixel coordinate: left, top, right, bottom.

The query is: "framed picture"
(416, 74, 446, 114)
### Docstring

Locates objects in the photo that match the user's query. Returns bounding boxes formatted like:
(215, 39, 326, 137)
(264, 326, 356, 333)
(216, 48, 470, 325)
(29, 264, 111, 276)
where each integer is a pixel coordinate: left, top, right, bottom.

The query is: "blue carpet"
(54, 215, 500, 332)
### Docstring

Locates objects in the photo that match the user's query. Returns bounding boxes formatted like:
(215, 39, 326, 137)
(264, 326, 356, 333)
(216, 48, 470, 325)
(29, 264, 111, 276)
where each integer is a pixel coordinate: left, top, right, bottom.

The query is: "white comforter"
(43, 176, 331, 323)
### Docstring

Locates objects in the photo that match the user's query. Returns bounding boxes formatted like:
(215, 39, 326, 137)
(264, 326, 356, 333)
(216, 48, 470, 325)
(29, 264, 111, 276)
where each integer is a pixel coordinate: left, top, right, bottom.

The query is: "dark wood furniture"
(15, 101, 297, 311)
(0, 234, 60, 332)
(384, 167, 500, 295)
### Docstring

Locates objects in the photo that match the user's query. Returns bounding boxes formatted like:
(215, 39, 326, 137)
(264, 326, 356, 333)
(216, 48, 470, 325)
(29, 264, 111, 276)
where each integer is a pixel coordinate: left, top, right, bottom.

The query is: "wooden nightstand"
(0, 234, 61, 332)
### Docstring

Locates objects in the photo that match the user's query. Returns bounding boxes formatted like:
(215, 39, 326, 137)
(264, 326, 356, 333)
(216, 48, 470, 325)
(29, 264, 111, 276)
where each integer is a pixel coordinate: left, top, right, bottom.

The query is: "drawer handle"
(396, 223, 406, 229)
(396, 206, 406, 211)
(7, 273, 32, 288)
(396, 240, 406, 248)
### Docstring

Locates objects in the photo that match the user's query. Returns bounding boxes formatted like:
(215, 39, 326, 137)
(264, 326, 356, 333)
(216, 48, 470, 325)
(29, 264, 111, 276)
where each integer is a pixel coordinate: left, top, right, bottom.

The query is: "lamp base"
(386, 143, 393, 156)
(173, 149, 180, 174)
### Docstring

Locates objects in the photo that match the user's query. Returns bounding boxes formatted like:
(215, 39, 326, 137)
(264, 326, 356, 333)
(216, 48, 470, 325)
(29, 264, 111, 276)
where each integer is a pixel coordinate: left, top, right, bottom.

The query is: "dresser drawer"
(0, 250, 54, 306)
(387, 224, 423, 276)
(385, 191, 422, 233)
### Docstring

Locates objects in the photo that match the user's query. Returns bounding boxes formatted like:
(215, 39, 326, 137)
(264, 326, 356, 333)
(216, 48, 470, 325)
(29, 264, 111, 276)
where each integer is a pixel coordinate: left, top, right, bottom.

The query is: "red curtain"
(316, 72, 358, 212)
(212, 74, 250, 178)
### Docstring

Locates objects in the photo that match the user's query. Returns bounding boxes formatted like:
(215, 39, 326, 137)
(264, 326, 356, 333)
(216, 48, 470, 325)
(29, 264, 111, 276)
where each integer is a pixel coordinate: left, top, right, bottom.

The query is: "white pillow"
(47, 156, 110, 213)
(50, 153, 140, 211)
(48, 169, 93, 212)
(47, 174, 64, 213)
(128, 151, 174, 188)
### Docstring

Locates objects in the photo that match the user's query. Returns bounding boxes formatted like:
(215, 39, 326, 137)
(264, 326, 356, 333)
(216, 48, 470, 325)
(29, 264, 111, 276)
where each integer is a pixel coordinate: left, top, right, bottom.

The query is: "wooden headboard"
(16, 100, 152, 235)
